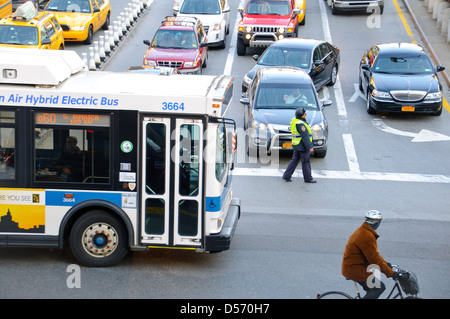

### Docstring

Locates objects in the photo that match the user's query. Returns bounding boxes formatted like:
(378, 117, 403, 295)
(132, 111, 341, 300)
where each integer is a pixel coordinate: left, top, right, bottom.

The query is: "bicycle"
(316, 265, 420, 299)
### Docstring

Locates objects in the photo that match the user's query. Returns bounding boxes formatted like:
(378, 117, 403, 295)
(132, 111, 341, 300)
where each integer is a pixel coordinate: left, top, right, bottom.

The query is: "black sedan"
(359, 43, 445, 115)
(242, 38, 340, 92)
(240, 66, 331, 158)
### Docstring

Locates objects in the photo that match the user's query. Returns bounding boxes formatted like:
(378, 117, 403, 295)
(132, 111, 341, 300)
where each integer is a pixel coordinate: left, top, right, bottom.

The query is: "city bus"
(0, 0, 12, 18)
(0, 48, 240, 267)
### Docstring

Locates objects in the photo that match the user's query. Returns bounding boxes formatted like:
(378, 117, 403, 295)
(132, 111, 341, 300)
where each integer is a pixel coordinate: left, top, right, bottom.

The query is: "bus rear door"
(140, 116, 204, 248)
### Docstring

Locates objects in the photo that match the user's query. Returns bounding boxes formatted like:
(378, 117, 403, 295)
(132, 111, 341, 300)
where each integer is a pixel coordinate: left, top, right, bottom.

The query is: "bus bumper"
(205, 198, 240, 252)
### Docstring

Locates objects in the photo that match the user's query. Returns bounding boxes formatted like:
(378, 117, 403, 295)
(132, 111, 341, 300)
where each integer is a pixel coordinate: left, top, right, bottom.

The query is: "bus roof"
(0, 48, 233, 116)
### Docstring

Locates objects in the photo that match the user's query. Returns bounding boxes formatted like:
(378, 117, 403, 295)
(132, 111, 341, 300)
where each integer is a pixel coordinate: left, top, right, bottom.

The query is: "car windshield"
(46, 0, 92, 13)
(180, 0, 221, 14)
(255, 83, 318, 110)
(0, 25, 38, 45)
(246, 0, 290, 15)
(372, 54, 434, 75)
(152, 30, 198, 49)
(258, 47, 311, 69)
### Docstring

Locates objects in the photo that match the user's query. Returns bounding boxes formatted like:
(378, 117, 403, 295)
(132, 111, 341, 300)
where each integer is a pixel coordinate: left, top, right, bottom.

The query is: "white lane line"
(233, 167, 450, 184)
(318, 0, 347, 121)
(223, 12, 240, 76)
(342, 134, 360, 173)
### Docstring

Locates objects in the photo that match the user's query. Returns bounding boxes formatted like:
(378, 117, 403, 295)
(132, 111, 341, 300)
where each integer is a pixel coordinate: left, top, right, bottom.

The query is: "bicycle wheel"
(316, 291, 354, 299)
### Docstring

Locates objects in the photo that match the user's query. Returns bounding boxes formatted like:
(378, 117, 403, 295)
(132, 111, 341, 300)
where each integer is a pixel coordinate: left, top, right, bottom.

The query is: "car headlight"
(371, 89, 391, 99)
(424, 91, 442, 100)
(184, 61, 199, 68)
(71, 25, 87, 31)
(212, 23, 221, 31)
(278, 27, 285, 33)
(245, 26, 252, 32)
(251, 120, 267, 131)
(311, 122, 325, 132)
(144, 60, 157, 67)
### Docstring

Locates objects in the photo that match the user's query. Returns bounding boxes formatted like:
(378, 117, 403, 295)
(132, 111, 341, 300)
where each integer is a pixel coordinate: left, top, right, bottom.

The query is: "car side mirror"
(240, 93, 249, 105)
(437, 65, 445, 72)
(200, 42, 208, 48)
(293, 9, 300, 16)
(322, 99, 332, 107)
(361, 64, 371, 71)
(93, 8, 100, 13)
(252, 54, 259, 61)
(143, 40, 151, 46)
(42, 38, 51, 45)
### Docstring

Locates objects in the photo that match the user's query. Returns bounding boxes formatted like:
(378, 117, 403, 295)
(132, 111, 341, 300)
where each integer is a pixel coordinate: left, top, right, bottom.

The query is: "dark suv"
(240, 67, 331, 158)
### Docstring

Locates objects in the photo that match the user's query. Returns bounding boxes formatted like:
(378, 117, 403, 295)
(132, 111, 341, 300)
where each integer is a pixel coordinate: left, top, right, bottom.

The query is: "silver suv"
(328, 0, 384, 15)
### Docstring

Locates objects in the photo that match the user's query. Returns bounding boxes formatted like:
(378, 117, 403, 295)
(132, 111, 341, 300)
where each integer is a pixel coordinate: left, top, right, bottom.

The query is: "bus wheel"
(69, 211, 129, 267)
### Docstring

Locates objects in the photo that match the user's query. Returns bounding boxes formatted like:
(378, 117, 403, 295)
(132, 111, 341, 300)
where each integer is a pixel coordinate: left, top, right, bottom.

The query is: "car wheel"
(331, 1, 339, 15)
(102, 12, 110, 30)
(237, 37, 246, 56)
(300, 14, 305, 26)
(84, 25, 94, 44)
(314, 147, 327, 158)
(327, 64, 337, 86)
(202, 52, 208, 68)
(366, 90, 376, 114)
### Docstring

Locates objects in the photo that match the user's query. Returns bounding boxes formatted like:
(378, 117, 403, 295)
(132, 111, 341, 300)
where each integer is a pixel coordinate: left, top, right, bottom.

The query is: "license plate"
(402, 106, 415, 112)
(282, 142, 292, 149)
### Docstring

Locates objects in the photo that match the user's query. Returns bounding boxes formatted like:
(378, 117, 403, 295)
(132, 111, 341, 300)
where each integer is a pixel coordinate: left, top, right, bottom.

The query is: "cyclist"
(341, 210, 402, 299)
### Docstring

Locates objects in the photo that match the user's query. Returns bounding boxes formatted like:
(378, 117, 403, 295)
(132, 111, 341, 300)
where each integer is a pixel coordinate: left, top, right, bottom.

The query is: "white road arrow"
(371, 118, 450, 142)
(349, 83, 366, 102)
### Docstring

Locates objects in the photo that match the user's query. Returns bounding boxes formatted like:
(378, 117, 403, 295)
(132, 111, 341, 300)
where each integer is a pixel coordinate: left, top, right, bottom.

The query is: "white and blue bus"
(0, 48, 240, 266)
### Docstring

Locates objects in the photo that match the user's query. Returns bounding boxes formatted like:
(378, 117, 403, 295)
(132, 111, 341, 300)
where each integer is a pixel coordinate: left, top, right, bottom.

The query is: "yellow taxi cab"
(0, 1, 64, 50)
(295, 0, 306, 25)
(0, 0, 12, 18)
(43, 0, 111, 44)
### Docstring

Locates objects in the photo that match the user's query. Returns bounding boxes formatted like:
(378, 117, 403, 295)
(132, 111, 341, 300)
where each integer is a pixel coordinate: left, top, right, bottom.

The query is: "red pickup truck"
(237, 0, 301, 56)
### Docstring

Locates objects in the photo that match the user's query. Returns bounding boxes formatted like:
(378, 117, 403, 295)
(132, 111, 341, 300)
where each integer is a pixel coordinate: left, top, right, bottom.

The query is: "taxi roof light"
(12, 1, 38, 21)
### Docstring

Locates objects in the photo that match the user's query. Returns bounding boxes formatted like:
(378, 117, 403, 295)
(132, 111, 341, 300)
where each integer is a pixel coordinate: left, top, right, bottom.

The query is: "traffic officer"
(282, 108, 316, 183)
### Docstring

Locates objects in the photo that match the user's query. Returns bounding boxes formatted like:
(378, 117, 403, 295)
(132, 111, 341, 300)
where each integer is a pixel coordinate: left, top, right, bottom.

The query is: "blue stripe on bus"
(46, 191, 122, 207)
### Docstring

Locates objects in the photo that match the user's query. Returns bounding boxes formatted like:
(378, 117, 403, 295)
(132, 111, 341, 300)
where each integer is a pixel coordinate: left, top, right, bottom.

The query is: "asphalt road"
(0, 0, 449, 302)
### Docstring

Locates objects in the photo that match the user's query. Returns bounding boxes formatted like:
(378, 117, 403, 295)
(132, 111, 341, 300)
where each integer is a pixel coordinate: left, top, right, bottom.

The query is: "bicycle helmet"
(365, 210, 383, 230)
(295, 108, 306, 119)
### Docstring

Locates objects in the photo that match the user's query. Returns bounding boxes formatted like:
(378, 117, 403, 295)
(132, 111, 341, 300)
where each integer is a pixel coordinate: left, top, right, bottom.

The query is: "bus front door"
(141, 117, 203, 248)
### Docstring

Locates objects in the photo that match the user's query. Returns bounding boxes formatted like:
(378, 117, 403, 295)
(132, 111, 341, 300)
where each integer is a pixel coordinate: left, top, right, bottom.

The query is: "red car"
(237, 0, 301, 56)
(143, 16, 208, 74)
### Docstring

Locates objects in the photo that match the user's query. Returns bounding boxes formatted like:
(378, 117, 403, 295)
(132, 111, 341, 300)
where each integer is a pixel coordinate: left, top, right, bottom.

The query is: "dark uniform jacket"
(341, 222, 394, 282)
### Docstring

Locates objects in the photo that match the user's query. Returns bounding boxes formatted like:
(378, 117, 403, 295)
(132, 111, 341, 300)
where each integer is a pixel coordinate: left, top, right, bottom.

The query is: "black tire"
(317, 291, 353, 299)
(69, 211, 129, 267)
(366, 90, 376, 114)
(102, 12, 110, 30)
(327, 64, 337, 86)
(237, 37, 246, 56)
(84, 25, 94, 45)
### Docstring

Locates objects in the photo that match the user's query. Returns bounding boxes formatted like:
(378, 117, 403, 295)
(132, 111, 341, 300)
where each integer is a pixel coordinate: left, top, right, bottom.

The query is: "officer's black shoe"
(282, 176, 292, 182)
(305, 179, 317, 183)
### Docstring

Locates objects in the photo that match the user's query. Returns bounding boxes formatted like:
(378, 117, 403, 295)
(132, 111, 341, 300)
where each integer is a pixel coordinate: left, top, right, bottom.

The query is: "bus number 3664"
(162, 102, 185, 111)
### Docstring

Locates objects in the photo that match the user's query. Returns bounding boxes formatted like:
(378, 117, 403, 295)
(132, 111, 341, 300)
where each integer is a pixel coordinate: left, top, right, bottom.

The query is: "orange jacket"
(341, 222, 394, 282)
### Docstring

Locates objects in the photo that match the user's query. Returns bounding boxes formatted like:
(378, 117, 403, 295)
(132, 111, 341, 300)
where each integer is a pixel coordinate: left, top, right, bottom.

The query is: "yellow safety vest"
(290, 117, 312, 145)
